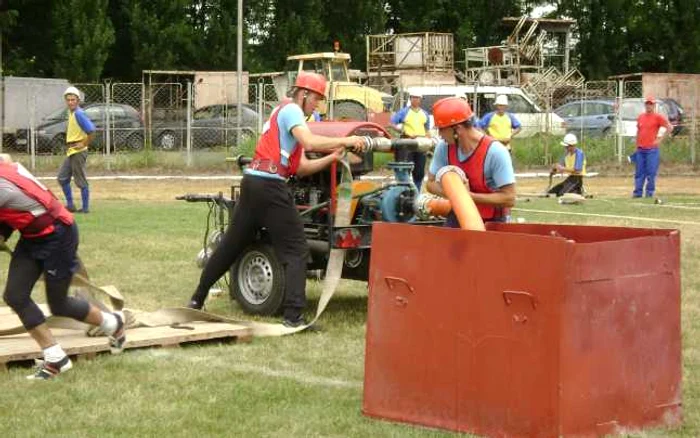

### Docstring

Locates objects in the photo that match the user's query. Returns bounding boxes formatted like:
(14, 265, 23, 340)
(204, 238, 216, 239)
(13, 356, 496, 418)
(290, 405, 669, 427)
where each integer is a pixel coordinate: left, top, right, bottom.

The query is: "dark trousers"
(631, 148, 660, 197)
(191, 175, 309, 320)
(548, 175, 583, 197)
(394, 149, 426, 191)
(2, 222, 88, 330)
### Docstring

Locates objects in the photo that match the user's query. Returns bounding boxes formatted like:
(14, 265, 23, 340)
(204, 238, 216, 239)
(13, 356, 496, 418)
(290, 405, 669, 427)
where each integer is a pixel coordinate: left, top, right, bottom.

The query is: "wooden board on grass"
(0, 322, 252, 368)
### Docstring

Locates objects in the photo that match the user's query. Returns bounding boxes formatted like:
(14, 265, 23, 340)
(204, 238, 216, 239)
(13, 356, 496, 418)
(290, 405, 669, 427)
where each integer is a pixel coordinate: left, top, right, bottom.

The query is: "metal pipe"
(362, 136, 438, 153)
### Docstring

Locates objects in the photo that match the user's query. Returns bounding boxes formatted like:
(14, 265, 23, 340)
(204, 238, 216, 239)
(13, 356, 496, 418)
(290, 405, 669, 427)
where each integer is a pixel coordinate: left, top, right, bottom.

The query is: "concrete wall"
(1, 76, 70, 134)
(642, 73, 700, 115)
(193, 72, 249, 109)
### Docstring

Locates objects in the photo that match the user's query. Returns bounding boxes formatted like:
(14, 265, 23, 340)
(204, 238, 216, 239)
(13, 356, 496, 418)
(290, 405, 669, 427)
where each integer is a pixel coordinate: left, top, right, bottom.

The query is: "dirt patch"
(44, 174, 700, 202)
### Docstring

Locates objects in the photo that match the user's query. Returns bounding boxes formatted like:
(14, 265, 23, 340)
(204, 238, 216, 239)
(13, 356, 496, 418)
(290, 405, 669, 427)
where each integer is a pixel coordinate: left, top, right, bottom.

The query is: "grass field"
(0, 174, 699, 437)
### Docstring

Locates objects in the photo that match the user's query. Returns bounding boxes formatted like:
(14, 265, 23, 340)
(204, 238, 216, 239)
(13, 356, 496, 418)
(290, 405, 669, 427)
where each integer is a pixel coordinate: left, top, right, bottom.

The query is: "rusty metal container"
(363, 222, 682, 437)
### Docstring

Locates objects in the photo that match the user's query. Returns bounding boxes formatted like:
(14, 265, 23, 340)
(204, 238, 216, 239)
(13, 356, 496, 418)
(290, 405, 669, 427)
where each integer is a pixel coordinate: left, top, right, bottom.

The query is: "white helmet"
(409, 91, 423, 98)
(63, 86, 82, 100)
(561, 133, 578, 146)
(494, 94, 509, 106)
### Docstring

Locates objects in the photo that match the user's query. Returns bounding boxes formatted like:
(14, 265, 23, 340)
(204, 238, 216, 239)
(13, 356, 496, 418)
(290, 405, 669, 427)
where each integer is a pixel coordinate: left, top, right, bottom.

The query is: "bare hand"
(329, 147, 345, 161)
(344, 136, 366, 153)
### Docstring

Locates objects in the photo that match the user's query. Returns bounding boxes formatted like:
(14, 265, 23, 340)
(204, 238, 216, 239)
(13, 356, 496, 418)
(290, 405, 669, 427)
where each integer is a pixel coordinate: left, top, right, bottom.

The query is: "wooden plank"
(0, 322, 253, 366)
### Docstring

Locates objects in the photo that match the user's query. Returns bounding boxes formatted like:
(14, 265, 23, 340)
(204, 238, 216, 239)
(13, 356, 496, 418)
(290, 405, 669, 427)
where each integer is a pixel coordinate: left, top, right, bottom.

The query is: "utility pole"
(236, 0, 243, 149)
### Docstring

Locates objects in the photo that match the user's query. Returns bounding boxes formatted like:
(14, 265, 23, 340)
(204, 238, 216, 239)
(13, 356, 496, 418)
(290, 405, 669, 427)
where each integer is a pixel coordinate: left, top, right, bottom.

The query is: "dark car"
(553, 99, 616, 137)
(661, 98, 684, 136)
(15, 103, 144, 154)
(154, 104, 260, 150)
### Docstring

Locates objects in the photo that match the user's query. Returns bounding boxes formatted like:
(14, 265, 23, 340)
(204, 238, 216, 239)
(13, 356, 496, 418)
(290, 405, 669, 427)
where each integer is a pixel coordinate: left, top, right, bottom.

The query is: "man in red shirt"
(631, 96, 672, 198)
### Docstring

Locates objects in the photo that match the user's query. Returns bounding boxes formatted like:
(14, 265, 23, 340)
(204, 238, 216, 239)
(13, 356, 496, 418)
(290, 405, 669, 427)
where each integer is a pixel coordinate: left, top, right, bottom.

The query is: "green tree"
(52, 0, 115, 82)
(2, 0, 54, 77)
(128, 0, 198, 76)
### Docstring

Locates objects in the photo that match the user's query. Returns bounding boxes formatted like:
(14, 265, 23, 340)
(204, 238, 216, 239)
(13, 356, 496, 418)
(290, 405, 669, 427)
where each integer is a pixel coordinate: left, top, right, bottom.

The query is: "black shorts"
(14, 221, 79, 281)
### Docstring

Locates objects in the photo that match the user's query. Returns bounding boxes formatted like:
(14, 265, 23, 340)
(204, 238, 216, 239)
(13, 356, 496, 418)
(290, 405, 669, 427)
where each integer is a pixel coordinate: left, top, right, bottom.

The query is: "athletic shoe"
(282, 317, 321, 332)
(66, 205, 77, 213)
(186, 300, 203, 310)
(26, 356, 72, 380)
(109, 311, 126, 354)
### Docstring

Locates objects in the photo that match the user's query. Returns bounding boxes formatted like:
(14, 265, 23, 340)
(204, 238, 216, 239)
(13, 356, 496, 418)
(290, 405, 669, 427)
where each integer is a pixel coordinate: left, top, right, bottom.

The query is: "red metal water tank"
(363, 222, 682, 437)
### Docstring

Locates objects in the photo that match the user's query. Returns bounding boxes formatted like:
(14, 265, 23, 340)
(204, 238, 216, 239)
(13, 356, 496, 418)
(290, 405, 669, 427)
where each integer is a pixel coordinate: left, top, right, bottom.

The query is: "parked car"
(661, 98, 685, 136)
(553, 99, 615, 137)
(15, 103, 144, 154)
(554, 98, 673, 138)
(154, 104, 260, 150)
(396, 85, 567, 138)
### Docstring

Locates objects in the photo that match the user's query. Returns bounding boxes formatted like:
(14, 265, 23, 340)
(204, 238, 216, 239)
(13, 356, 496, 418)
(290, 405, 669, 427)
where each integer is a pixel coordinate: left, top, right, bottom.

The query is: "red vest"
(0, 163, 73, 238)
(253, 102, 302, 177)
(447, 135, 508, 220)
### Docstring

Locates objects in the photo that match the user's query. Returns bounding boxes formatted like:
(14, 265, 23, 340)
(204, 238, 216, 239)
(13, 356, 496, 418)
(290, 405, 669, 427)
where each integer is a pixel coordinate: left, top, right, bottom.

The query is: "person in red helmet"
(187, 72, 366, 327)
(425, 97, 516, 227)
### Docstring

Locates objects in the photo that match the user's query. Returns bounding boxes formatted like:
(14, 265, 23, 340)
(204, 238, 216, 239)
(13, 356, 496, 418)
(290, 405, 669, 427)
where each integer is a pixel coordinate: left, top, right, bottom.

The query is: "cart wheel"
(229, 243, 285, 315)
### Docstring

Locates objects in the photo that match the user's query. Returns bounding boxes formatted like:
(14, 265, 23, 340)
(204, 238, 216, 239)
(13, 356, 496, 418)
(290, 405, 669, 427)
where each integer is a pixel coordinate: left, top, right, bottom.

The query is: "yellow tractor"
(275, 52, 390, 121)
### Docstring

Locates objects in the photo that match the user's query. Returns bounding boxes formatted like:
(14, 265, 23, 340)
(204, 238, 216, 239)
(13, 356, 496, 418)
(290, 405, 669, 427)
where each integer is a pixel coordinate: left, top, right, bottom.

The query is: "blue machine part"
(379, 162, 417, 222)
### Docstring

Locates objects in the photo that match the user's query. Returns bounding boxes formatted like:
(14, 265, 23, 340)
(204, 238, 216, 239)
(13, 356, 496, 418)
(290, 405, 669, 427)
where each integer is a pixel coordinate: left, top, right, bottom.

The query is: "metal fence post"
(29, 90, 36, 170)
(105, 82, 111, 169)
(186, 80, 192, 167)
(616, 79, 624, 164)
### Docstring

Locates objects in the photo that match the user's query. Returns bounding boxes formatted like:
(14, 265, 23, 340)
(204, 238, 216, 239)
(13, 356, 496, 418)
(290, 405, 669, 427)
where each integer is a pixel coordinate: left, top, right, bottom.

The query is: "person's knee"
(3, 289, 28, 312)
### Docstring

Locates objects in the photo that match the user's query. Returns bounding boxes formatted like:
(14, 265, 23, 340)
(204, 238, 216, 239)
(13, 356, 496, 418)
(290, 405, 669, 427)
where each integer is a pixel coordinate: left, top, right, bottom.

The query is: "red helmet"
(294, 72, 327, 97)
(432, 97, 474, 128)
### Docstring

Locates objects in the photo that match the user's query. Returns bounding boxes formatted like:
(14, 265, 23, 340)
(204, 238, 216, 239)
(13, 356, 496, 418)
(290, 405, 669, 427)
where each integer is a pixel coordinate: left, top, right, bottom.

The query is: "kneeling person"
(548, 133, 586, 197)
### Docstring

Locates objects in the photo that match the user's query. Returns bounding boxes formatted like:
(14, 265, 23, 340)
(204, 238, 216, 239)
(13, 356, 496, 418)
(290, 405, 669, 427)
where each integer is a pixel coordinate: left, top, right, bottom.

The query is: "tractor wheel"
(229, 243, 285, 315)
(333, 101, 367, 121)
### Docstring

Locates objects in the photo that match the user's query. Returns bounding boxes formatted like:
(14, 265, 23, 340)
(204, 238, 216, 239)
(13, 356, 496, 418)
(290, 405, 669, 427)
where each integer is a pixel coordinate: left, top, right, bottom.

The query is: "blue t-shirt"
(429, 139, 515, 190)
(245, 103, 306, 180)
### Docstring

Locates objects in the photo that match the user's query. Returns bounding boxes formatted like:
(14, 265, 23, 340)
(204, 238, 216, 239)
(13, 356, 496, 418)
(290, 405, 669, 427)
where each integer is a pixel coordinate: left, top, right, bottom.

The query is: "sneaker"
(66, 205, 77, 213)
(27, 356, 72, 380)
(109, 311, 126, 354)
(186, 300, 203, 310)
(78, 209, 89, 214)
(282, 317, 321, 332)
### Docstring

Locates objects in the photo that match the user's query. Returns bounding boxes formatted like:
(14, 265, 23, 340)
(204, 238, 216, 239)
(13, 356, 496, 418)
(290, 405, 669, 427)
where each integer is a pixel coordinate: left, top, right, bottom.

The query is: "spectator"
(390, 91, 431, 190)
(630, 96, 673, 198)
(57, 87, 95, 213)
(477, 94, 522, 154)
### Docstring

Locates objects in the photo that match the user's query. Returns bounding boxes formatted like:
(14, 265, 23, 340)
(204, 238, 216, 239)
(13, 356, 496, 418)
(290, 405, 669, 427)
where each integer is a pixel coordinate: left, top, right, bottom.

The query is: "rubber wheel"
(157, 130, 178, 150)
(50, 134, 66, 155)
(126, 132, 144, 151)
(333, 101, 367, 121)
(229, 243, 285, 315)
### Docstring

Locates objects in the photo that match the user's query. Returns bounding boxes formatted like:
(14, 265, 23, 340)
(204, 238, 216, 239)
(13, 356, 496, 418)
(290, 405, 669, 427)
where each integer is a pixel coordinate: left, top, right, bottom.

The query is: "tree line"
(1, 0, 698, 83)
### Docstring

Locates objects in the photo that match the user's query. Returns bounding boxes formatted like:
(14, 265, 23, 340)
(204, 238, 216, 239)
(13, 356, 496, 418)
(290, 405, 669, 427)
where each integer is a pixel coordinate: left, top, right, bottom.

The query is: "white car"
(394, 85, 567, 137)
(616, 98, 670, 137)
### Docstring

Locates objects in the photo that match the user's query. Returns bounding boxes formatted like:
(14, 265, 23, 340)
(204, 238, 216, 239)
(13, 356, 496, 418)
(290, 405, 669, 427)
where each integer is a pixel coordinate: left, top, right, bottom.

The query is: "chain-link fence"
(1, 76, 698, 170)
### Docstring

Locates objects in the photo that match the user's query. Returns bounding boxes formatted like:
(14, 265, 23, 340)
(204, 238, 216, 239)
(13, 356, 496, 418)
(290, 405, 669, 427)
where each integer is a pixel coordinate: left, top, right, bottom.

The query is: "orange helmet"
(294, 72, 327, 98)
(432, 97, 474, 128)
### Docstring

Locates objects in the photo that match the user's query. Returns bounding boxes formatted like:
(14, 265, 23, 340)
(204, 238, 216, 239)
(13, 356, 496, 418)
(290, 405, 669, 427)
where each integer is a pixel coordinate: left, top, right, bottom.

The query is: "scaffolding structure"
(366, 32, 456, 93)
